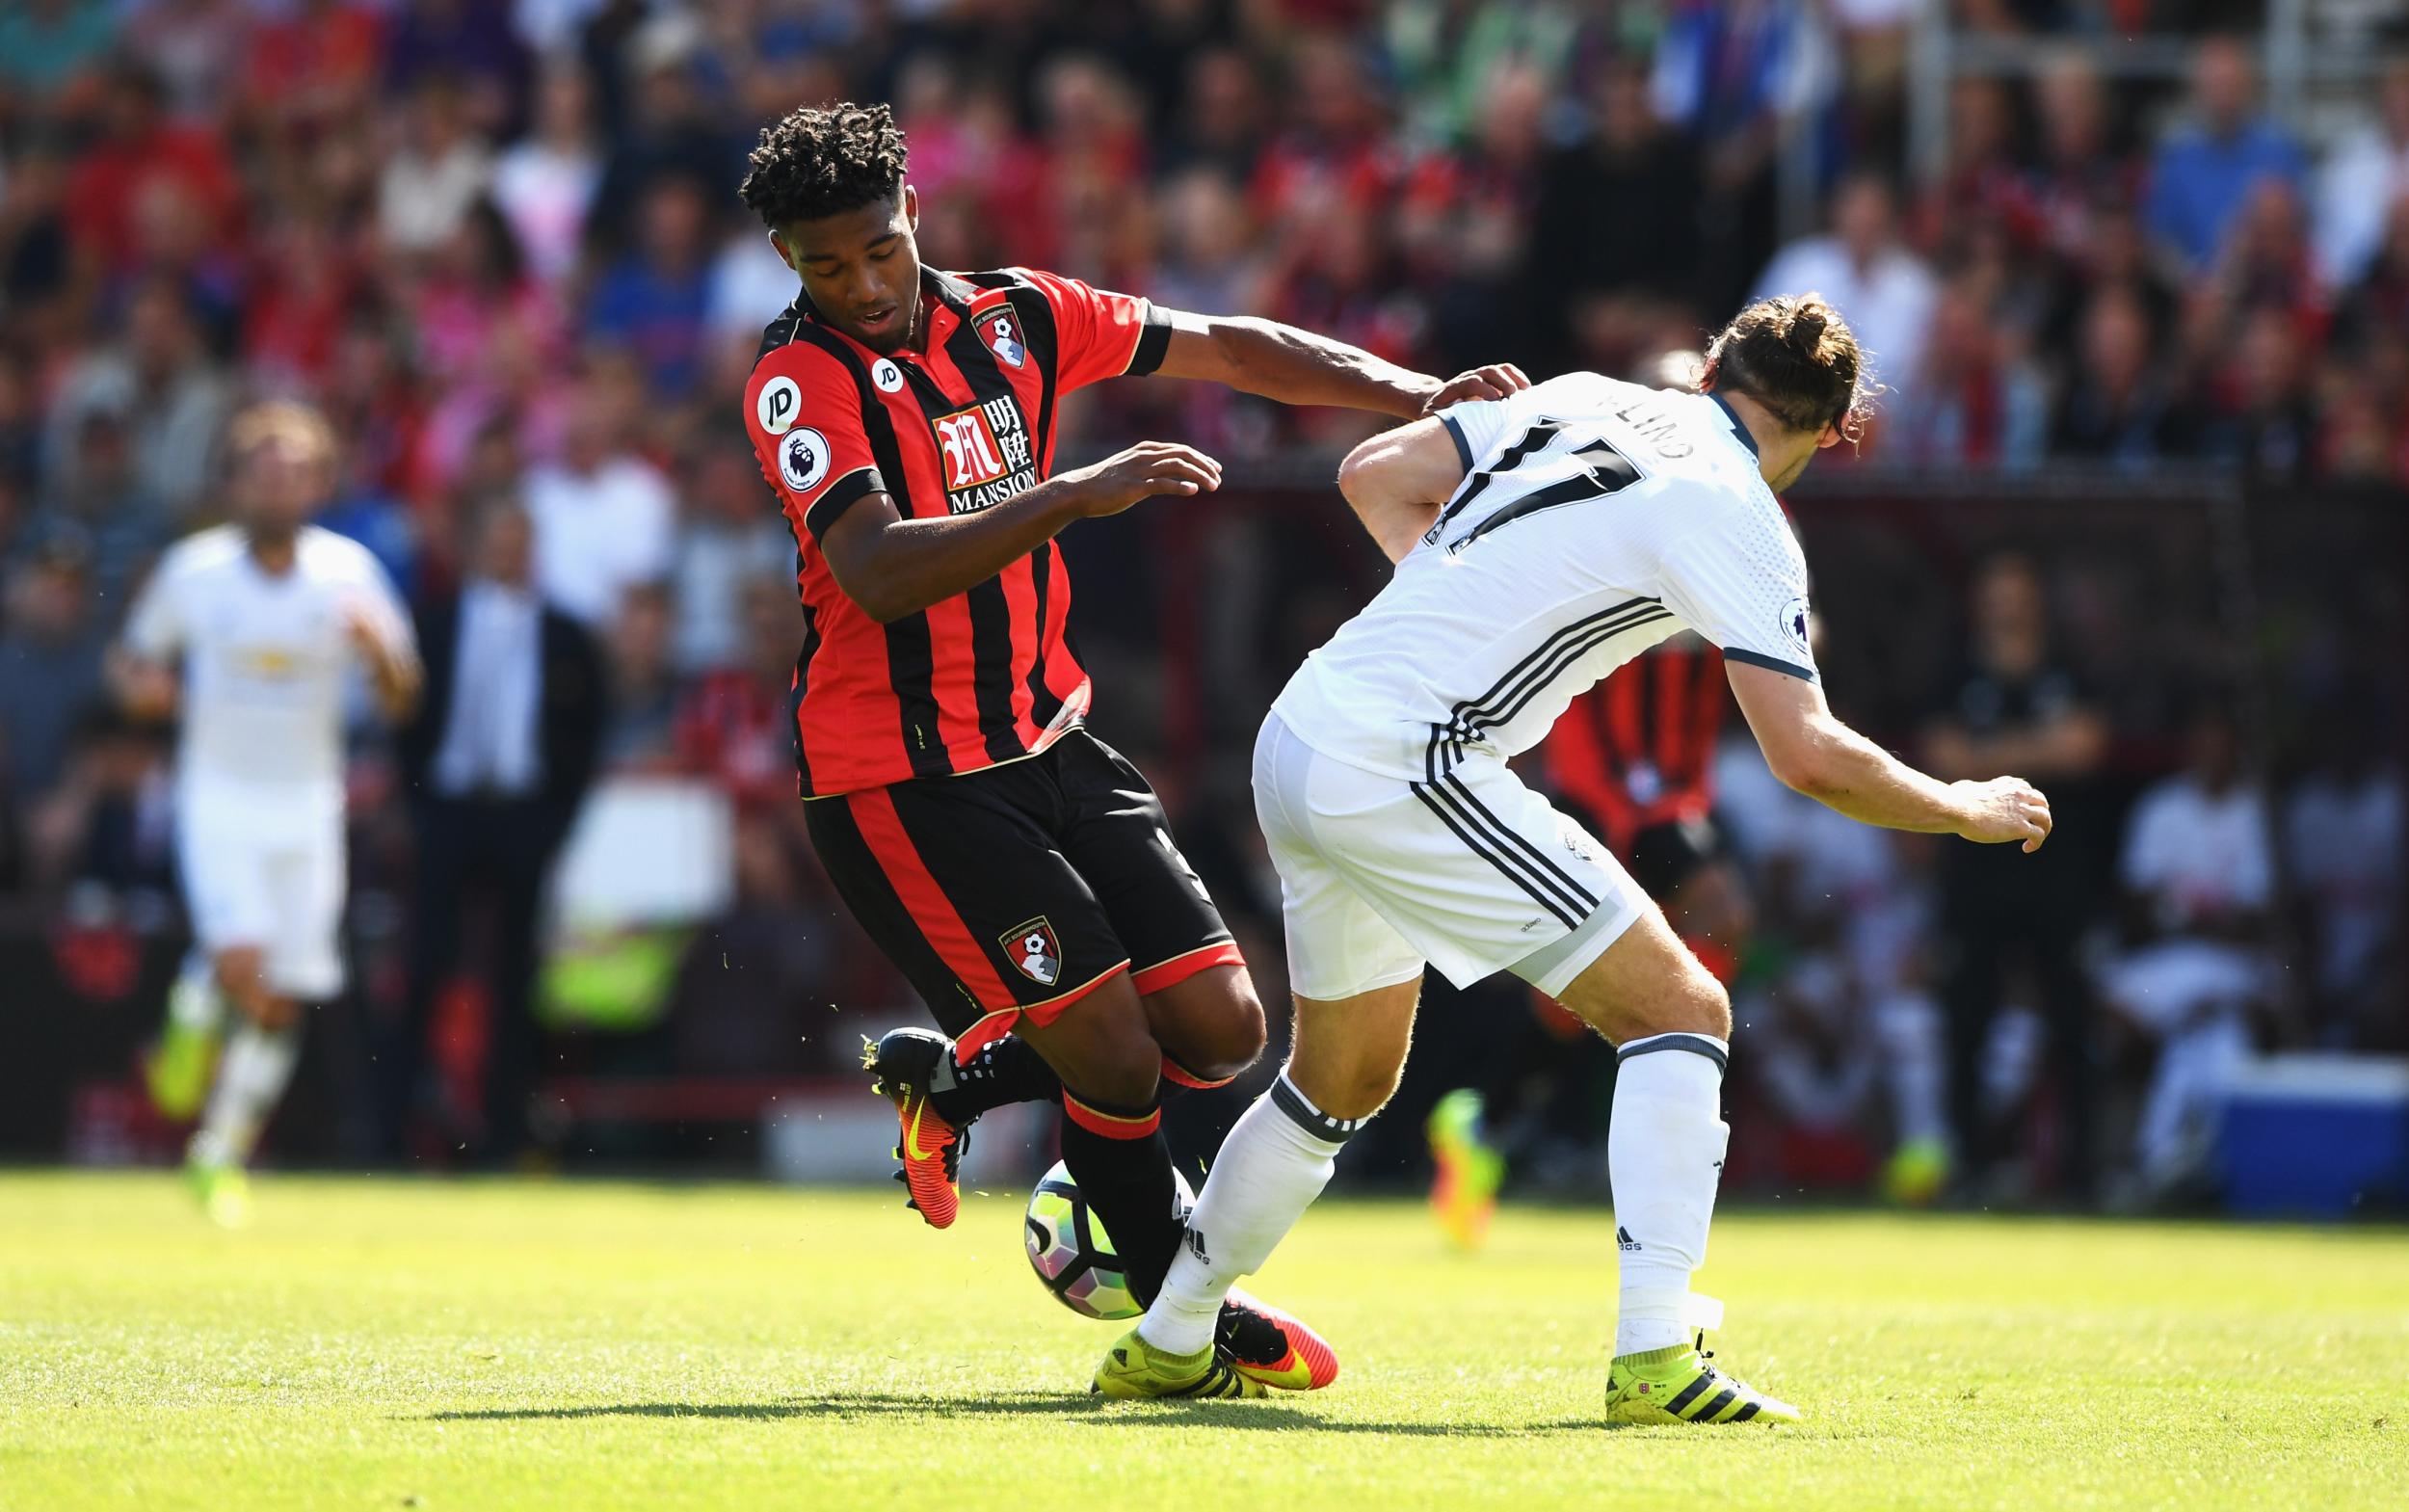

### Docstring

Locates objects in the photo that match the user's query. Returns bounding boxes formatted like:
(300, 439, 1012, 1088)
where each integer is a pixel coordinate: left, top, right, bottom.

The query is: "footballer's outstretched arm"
(820, 442, 1223, 623)
(1728, 660, 2054, 852)
(1333, 416, 1466, 564)
(1151, 309, 1527, 420)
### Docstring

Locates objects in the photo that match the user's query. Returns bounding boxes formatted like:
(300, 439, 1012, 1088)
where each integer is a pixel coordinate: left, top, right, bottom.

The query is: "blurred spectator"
(490, 65, 604, 290)
(380, 0, 532, 141)
(24, 709, 176, 895)
(2026, 50, 2138, 265)
(2285, 714, 2403, 1048)
(1397, 60, 1549, 374)
(378, 77, 495, 258)
(0, 543, 108, 805)
(2314, 57, 2409, 289)
(1921, 553, 2110, 1202)
(1653, 0, 1831, 311)
(584, 27, 738, 264)
(675, 579, 803, 811)
(388, 499, 605, 1161)
(2143, 37, 2306, 275)
(1752, 172, 1936, 401)
(522, 354, 674, 627)
(0, 0, 115, 105)
(585, 174, 714, 397)
(1148, 168, 1264, 319)
(2048, 286, 2177, 467)
(416, 200, 566, 387)
(670, 439, 791, 676)
(2188, 305, 2318, 481)
(29, 410, 170, 599)
(1884, 271, 2047, 469)
(1385, 0, 1576, 149)
(1522, 59, 1707, 376)
(41, 278, 233, 519)
(600, 580, 678, 769)
(2098, 703, 2271, 1199)
(238, 0, 384, 133)
(124, 0, 254, 120)
(1161, 45, 1269, 183)
(64, 61, 243, 285)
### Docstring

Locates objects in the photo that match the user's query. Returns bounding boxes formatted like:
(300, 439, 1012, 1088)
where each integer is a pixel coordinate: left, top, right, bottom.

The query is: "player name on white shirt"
(124, 524, 413, 804)
(1273, 374, 1817, 783)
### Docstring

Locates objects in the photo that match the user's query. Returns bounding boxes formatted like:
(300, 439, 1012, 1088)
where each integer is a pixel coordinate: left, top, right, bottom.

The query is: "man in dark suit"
(387, 500, 607, 1162)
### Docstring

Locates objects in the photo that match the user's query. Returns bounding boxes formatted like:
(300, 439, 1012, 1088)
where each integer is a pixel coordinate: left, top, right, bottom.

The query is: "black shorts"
(1625, 814, 1726, 902)
(804, 729, 1241, 1055)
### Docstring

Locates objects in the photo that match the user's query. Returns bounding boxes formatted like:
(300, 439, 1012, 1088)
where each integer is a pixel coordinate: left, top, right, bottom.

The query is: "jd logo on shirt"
(756, 375, 802, 436)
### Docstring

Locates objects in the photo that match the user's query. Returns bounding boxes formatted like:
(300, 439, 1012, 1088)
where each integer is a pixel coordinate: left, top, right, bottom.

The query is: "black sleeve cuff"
(1723, 647, 1818, 683)
(804, 467, 884, 542)
(1441, 412, 1474, 472)
(1125, 304, 1174, 377)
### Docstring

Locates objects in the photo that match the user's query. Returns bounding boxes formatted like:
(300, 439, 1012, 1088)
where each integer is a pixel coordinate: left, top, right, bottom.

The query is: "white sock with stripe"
(1137, 1072, 1354, 1357)
(190, 1023, 301, 1169)
(169, 953, 224, 1033)
(1610, 1032, 1731, 1357)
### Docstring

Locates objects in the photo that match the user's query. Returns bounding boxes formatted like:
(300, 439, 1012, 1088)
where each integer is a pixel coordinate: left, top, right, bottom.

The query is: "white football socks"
(1138, 1073, 1352, 1357)
(1609, 1032, 1731, 1357)
(168, 953, 224, 1034)
(190, 1023, 301, 1169)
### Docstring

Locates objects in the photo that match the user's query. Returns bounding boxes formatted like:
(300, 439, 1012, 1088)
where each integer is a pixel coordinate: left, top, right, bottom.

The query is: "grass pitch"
(2, 1173, 2404, 1511)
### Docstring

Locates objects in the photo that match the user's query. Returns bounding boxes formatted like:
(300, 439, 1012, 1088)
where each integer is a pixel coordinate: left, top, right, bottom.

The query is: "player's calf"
(1023, 977, 1189, 1303)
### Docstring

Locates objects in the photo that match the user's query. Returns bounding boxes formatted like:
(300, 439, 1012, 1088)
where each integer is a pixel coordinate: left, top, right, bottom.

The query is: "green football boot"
(1605, 1338, 1799, 1425)
(146, 1017, 220, 1122)
(185, 1154, 252, 1230)
(1092, 1329, 1265, 1399)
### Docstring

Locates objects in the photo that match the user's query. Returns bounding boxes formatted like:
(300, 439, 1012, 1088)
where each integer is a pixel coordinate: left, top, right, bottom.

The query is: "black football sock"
(926, 1036, 1061, 1126)
(1058, 1086, 1183, 1308)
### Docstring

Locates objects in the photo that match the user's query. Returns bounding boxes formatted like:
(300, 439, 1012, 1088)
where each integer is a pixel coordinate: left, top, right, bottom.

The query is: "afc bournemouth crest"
(983, 310, 1026, 368)
(1001, 916, 1062, 986)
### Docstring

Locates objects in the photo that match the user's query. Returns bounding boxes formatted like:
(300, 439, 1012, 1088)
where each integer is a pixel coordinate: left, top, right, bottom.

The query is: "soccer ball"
(1022, 1159, 1194, 1320)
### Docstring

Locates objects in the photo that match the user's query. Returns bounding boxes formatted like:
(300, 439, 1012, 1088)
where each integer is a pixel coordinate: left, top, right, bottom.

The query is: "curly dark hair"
(1704, 294, 1879, 440)
(738, 101, 911, 230)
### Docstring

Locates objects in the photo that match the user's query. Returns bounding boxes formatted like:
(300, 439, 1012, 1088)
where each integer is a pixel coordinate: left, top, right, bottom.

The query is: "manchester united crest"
(1000, 916, 1062, 986)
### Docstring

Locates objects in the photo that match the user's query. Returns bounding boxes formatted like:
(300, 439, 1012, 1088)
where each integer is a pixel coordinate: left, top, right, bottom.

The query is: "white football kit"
(1262, 374, 1818, 1000)
(124, 525, 413, 998)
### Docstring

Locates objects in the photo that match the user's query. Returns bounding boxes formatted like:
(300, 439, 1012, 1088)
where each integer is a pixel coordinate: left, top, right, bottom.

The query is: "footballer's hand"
(1423, 364, 1532, 414)
(1064, 441, 1223, 517)
(1952, 777, 2053, 853)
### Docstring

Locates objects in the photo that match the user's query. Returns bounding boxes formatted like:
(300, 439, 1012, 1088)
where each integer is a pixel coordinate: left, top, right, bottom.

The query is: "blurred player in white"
(1096, 296, 2054, 1418)
(115, 403, 420, 1226)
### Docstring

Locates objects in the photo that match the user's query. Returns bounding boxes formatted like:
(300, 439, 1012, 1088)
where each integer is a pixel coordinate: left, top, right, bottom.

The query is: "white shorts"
(1253, 712, 1649, 1001)
(176, 790, 347, 999)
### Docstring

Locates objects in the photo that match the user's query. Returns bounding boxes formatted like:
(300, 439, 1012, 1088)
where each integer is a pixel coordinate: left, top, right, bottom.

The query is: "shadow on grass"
(424, 1393, 1630, 1436)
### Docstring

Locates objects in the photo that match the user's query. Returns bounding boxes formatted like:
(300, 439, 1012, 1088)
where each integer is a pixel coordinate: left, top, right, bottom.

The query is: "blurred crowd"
(0, 2, 2402, 1194)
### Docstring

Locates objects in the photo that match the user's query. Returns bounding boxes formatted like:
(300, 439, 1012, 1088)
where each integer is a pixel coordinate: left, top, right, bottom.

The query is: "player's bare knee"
(1288, 1039, 1405, 1123)
(1184, 979, 1265, 1079)
(1326, 1060, 1403, 1123)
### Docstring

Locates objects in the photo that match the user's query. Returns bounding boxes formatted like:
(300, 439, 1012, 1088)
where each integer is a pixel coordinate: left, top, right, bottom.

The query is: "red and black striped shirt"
(1543, 635, 1728, 854)
(745, 266, 1170, 796)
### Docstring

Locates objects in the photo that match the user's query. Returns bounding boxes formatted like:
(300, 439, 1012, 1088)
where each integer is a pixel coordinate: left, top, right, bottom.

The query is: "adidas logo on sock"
(1617, 1226, 1641, 1252)
(1185, 1226, 1211, 1265)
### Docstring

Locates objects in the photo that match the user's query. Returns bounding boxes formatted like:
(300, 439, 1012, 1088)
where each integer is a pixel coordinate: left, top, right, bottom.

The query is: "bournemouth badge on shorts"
(1001, 916, 1062, 987)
